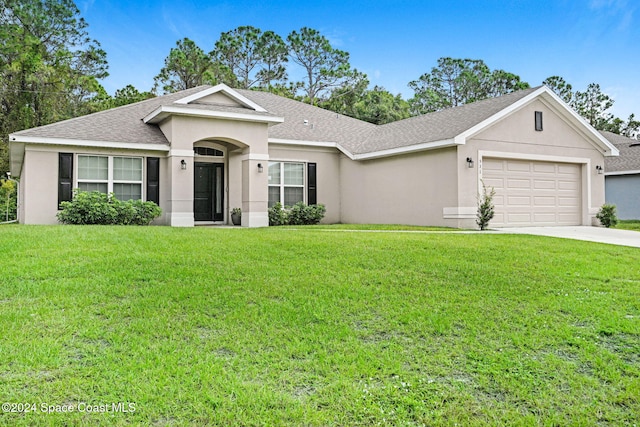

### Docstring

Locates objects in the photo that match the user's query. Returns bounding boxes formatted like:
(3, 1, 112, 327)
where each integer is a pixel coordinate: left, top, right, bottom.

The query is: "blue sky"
(82, 0, 638, 118)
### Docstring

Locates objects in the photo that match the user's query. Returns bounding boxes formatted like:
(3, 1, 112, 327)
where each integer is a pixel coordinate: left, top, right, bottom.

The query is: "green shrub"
(0, 179, 18, 222)
(596, 204, 618, 228)
(268, 202, 287, 226)
(57, 190, 161, 225)
(476, 183, 496, 231)
(268, 202, 326, 226)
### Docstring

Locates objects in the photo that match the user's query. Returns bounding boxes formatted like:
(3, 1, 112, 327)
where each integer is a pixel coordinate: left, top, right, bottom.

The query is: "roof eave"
(143, 105, 284, 125)
(9, 134, 170, 152)
(9, 140, 25, 177)
(353, 139, 459, 160)
(605, 169, 640, 176)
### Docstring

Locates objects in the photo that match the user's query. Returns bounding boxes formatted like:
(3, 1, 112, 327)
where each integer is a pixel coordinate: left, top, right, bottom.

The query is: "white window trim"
(268, 161, 306, 207)
(76, 154, 145, 200)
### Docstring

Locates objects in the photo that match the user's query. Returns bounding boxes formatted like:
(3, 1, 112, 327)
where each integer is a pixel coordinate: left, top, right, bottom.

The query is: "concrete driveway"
(493, 226, 640, 248)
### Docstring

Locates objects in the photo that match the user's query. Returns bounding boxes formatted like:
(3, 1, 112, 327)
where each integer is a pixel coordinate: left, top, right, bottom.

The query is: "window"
(194, 147, 224, 156)
(268, 162, 305, 207)
(535, 111, 543, 131)
(77, 155, 143, 201)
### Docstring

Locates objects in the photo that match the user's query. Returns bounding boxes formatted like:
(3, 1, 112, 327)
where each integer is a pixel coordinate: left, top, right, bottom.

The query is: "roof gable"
(143, 84, 282, 125)
(174, 84, 267, 112)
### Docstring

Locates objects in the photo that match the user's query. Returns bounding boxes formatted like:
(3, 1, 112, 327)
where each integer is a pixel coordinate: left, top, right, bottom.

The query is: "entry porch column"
(241, 152, 269, 227)
(168, 149, 194, 227)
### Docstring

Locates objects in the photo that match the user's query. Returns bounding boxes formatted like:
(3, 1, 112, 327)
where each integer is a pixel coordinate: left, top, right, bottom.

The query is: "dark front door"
(194, 163, 224, 221)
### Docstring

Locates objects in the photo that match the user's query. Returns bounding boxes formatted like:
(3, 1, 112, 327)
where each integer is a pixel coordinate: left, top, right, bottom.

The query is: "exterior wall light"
(181, 159, 187, 170)
(466, 157, 474, 168)
(596, 165, 603, 174)
(257, 163, 264, 173)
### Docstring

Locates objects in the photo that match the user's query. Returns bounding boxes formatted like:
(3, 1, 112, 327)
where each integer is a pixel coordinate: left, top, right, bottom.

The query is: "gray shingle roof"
(358, 87, 540, 154)
(12, 87, 209, 145)
(12, 84, 541, 156)
(238, 87, 540, 154)
(234, 89, 378, 151)
(602, 131, 640, 172)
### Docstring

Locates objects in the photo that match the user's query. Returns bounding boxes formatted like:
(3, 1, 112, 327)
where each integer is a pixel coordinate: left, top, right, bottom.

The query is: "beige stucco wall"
(340, 147, 459, 226)
(21, 148, 58, 224)
(458, 99, 607, 227)
(268, 144, 342, 223)
(18, 144, 170, 225)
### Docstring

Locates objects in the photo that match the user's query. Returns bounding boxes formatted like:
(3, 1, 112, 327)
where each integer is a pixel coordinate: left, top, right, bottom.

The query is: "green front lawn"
(617, 220, 640, 232)
(0, 225, 638, 426)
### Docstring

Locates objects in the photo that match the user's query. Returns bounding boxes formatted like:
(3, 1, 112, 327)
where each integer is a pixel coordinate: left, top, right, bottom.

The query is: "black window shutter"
(307, 162, 317, 205)
(58, 153, 73, 208)
(147, 157, 160, 204)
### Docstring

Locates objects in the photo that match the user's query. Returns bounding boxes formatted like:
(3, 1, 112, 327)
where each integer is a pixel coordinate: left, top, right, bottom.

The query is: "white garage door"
(482, 158, 582, 227)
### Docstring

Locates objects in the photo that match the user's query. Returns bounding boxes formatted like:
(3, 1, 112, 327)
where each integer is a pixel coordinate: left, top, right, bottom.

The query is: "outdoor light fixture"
(466, 157, 474, 168)
(257, 163, 264, 173)
(181, 159, 187, 170)
(596, 165, 603, 174)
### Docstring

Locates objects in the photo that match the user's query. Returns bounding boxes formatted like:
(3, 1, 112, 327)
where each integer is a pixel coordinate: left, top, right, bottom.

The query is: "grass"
(616, 220, 640, 232)
(0, 225, 638, 426)
(283, 223, 461, 231)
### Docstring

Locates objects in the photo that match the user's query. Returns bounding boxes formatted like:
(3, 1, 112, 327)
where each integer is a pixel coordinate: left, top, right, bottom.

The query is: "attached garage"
(483, 158, 582, 227)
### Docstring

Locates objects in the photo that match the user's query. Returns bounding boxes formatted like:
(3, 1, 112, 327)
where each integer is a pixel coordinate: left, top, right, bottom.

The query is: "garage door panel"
(483, 178, 504, 189)
(533, 213, 557, 223)
(483, 159, 505, 171)
(534, 179, 556, 189)
(558, 197, 580, 207)
(507, 179, 532, 189)
(507, 195, 531, 205)
(492, 194, 505, 205)
(533, 163, 556, 173)
(558, 164, 580, 174)
(507, 213, 533, 223)
(507, 161, 532, 172)
(558, 213, 580, 224)
(534, 196, 557, 206)
(483, 158, 582, 227)
(558, 180, 579, 190)
(492, 212, 505, 224)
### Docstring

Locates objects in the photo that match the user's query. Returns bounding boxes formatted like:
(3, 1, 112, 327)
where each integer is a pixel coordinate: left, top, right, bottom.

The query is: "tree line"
(1, 0, 637, 175)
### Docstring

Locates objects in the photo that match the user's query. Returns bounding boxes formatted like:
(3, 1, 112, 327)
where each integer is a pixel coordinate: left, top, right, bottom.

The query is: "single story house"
(603, 130, 640, 219)
(9, 84, 618, 228)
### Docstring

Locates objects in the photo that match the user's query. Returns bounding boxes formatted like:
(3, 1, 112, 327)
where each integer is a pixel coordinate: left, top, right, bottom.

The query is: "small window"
(194, 147, 224, 156)
(535, 111, 543, 131)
